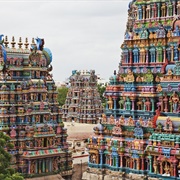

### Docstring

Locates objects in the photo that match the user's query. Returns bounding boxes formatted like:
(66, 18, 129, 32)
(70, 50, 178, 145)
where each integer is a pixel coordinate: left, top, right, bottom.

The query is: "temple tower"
(86, 0, 180, 179)
(62, 70, 103, 124)
(0, 35, 72, 179)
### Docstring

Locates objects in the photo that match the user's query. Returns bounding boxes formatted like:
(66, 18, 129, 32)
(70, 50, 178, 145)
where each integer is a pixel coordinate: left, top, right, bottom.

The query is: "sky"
(1, 0, 129, 82)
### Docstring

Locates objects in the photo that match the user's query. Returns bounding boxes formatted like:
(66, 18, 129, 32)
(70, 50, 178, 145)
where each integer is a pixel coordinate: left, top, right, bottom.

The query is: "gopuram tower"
(85, 0, 180, 179)
(62, 70, 103, 124)
(0, 35, 72, 179)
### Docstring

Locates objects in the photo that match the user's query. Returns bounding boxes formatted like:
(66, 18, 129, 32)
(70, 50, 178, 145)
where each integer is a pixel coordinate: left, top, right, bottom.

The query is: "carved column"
(151, 98, 154, 112)
(42, 159, 45, 173)
(174, 163, 177, 177)
(171, 45, 174, 62)
(141, 157, 144, 170)
(137, 158, 140, 170)
(129, 49, 133, 65)
(142, 5, 146, 19)
(28, 160, 31, 174)
(157, 3, 160, 17)
(105, 98, 108, 110)
(131, 99, 135, 111)
(163, 47, 166, 62)
(173, 1, 176, 15)
(35, 160, 38, 174)
(120, 155, 123, 167)
(99, 150, 103, 166)
(160, 162, 163, 174)
(46, 159, 49, 172)
(146, 48, 149, 64)
(116, 155, 119, 168)
(149, 156, 152, 173)
(39, 160, 42, 173)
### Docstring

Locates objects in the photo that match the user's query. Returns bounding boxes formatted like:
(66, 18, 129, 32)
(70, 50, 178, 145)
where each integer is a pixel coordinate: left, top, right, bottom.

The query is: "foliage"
(0, 132, 24, 180)
(97, 84, 106, 107)
(57, 86, 68, 106)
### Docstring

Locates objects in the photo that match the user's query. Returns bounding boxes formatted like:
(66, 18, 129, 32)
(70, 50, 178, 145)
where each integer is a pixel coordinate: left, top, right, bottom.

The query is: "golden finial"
(18, 37, 23, 49)
(11, 36, 16, 49)
(4, 36, 9, 48)
(31, 38, 36, 46)
(24, 37, 29, 49)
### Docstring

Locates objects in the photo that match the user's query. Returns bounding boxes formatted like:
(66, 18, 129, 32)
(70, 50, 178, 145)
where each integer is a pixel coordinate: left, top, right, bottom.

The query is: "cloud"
(1, 1, 129, 82)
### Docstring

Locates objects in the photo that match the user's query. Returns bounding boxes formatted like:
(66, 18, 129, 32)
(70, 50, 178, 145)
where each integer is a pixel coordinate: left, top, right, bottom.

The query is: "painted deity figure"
(145, 98, 151, 111)
(177, 1, 180, 15)
(128, 116, 134, 126)
(107, 97, 113, 110)
(164, 116, 173, 131)
(173, 25, 180, 37)
(137, 98, 143, 110)
(119, 96, 125, 109)
(143, 69, 153, 83)
(90, 154, 97, 163)
(125, 69, 135, 82)
(171, 92, 179, 112)
(138, 117, 144, 126)
(126, 97, 131, 110)
(119, 116, 125, 125)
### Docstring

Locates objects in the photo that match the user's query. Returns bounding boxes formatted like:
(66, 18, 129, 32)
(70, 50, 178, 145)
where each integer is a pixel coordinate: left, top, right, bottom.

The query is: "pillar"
(35, 160, 38, 174)
(106, 98, 108, 110)
(160, 162, 163, 174)
(131, 99, 135, 111)
(163, 47, 166, 62)
(129, 49, 133, 64)
(141, 157, 144, 170)
(120, 155, 123, 167)
(151, 99, 154, 112)
(173, 1, 176, 15)
(171, 45, 174, 62)
(42, 159, 45, 173)
(174, 164, 177, 177)
(157, 3, 160, 17)
(39, 160, 42, 173)
(146, 49, 149, 64)
(49, 158, 52, 172)
(28, 161, 31, 174)
(99, 150, 103, 165)
(142, 5, 145, 19)
(113, 98, 117, 119)
(113, 98, 117, 110)
(137, 159, 140, 170)
(149, 156, 152, 173)
(46, 159, 49, 172)
(116, 156, 119, 168)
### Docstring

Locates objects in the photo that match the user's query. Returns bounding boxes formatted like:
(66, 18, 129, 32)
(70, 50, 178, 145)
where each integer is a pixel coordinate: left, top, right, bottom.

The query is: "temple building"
(0, 35, 72, 179)
(62, 70, 103, 124)
(85, 0, 180, 179)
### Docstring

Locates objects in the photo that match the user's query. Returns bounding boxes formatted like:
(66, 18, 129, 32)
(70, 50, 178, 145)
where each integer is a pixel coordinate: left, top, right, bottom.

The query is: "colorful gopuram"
(0, 35, 72, 178)
(86, 0, 180, 179)
(62, 70, 103, 124)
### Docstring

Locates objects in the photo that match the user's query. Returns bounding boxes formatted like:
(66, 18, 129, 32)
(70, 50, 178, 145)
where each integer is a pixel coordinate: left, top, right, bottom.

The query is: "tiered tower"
(86, 0, 180, 179)
(0, 35, 72, 178)
(62, 70, 103, 124)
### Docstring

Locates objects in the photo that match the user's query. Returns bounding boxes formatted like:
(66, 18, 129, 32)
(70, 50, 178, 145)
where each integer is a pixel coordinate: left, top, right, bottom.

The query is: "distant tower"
(0, 36, 72, 178)
(86, 0, 180, 179)
(62, 70, 103, 124)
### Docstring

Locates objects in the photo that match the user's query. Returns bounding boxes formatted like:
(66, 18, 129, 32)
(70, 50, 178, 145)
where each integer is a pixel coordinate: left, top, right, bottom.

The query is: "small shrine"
(86, 0, 180, 179)
(0, 35, 72, 178)
(62, 70, 103, 124)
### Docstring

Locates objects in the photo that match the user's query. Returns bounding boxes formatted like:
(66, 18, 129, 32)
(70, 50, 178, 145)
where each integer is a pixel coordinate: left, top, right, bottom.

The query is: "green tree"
(97, 84, 106, 107)
(57, 86, 68, 106)
(0, 132, 24, 180)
